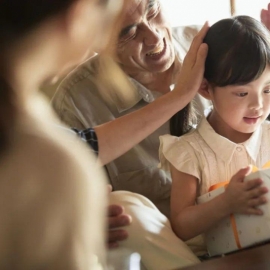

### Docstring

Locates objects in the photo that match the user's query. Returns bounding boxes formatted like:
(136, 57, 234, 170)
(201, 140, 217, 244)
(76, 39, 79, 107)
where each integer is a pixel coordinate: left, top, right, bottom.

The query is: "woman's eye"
(120, 27, 137, 42)
(126, 29, 136, 40)
(148, 2, 160, 17)
(264, 88, 270, 94)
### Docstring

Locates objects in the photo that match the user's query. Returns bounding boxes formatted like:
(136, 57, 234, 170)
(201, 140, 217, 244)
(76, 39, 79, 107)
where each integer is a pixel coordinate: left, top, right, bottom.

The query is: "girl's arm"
(170, 165, 268, 241)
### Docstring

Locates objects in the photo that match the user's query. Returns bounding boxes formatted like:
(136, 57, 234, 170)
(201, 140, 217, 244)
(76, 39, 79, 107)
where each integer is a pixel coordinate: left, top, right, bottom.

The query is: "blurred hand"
(107, 185, 132, 248)
(224, 166, 268, 215)
(261, 3, 270, 31)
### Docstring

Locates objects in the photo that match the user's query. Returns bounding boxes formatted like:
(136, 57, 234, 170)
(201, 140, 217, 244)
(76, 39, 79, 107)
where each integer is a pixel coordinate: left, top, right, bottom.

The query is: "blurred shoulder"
(52, 55, 101, 105)
(3, 97, 106, 193)
(172, 25, 202, 42)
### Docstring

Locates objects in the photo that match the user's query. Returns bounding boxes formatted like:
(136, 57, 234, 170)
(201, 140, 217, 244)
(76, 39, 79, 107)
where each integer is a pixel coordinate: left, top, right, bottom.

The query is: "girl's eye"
(264, 88, 270, 94)
(236, 92, 248, 97)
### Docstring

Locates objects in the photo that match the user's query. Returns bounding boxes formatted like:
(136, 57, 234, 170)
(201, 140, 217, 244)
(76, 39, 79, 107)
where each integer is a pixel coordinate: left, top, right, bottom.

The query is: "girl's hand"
(224, 166, 268, 215)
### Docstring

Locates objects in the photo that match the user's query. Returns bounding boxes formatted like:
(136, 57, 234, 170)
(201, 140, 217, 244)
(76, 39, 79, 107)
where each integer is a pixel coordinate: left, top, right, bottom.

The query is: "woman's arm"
(170, 165, 268, 241)
(95, 23, 209, 165)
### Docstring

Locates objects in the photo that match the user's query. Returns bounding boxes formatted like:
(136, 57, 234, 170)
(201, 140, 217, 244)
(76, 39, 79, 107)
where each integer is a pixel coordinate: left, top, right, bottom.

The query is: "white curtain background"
(160, 0, 270, 27)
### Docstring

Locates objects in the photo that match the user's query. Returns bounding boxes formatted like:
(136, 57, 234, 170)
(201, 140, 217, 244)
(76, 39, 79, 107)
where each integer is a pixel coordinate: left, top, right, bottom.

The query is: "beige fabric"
(51, 25, 209, 219)
(109, 191, 200, 270)
(0, 93, 107, 270)
(159, 115, 270, 196)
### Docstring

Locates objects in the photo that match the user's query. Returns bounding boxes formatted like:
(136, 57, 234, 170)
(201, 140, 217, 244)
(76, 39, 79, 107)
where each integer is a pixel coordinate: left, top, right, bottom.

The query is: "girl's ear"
(198, 79, 213, 100)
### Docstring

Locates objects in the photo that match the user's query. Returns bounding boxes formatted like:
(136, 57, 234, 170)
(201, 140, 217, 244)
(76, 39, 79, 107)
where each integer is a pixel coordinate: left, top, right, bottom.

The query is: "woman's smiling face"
(116, 0, 175, 75)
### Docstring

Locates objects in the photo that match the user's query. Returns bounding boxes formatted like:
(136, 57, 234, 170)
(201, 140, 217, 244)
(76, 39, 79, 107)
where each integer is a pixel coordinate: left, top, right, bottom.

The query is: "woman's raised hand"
(173, 22, 209, 101)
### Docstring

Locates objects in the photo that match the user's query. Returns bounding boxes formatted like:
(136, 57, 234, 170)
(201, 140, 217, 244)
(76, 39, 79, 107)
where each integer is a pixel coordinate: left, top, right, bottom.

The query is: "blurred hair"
(170, 15, 270, 137)
(0, 0, 77, 153)
(86, 0, 136, 113)
(0, 0, 127, 154)
(0, 1, 74, 44)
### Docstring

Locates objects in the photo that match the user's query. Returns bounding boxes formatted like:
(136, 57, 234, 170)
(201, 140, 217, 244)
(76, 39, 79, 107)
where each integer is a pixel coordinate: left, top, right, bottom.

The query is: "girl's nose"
(249, 95, 263, 111)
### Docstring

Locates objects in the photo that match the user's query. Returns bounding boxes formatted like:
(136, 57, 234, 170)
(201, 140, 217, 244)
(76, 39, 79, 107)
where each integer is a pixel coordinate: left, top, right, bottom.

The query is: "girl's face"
(207, 65, 270, 143)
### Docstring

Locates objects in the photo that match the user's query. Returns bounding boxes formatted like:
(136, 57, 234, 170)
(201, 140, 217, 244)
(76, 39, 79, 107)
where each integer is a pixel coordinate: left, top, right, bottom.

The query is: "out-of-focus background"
(41, 0, 270, 99)
(160, 0, 270, 26)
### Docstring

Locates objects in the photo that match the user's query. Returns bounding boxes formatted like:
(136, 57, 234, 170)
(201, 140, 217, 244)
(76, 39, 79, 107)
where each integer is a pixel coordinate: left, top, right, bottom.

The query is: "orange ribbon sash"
(208, 181, 241, 249)
(208, 162, 270, 250)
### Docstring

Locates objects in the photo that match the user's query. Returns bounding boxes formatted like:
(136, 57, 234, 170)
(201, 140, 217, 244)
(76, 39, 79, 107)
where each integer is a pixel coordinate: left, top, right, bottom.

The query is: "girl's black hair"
(170, 15, 270, 136)
(204, 16, 270, 86)
(170, 103, 196, 137)
(0, 0, 75, 152)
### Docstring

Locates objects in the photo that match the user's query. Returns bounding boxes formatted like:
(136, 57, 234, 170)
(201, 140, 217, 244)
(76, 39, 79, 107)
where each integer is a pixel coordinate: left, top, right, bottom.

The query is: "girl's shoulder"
(159, 129, 201, 164)
(159, 128, 202, 153)
(159, 130, 202, 181)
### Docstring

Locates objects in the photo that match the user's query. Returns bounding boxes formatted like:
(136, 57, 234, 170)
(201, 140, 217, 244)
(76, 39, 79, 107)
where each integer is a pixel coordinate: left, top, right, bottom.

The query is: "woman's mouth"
(146, 40, 166, 59)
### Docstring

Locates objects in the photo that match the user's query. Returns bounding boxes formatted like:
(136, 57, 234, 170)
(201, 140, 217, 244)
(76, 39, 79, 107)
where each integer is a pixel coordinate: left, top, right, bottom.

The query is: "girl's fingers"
(230, 166, 252, 184)
(247, 186, 268, 199)
(246, 207, 263, 215)
(248, 196, 267, 207)
(244, 178, 263, 191)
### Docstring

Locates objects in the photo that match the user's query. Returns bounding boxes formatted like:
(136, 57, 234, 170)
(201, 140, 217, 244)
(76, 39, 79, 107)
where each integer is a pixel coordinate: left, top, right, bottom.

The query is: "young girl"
(159, 15, 270, 250)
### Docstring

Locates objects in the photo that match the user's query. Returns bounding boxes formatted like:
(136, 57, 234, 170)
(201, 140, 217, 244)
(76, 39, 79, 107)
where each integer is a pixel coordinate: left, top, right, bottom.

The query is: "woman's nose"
(143, 24, 161, 47)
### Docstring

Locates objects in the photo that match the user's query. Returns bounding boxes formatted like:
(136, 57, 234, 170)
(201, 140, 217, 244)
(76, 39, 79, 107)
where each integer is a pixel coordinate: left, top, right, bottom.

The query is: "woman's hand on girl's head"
(261, 3, 270, 31)
(173, 22, 209, 101)
(224, 166, 268, 215)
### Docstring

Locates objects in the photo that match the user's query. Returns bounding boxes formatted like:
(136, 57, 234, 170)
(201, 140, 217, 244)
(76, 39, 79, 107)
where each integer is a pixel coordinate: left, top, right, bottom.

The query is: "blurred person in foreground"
(0, 0, 211, 270)
(0, 0, 122, 269)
